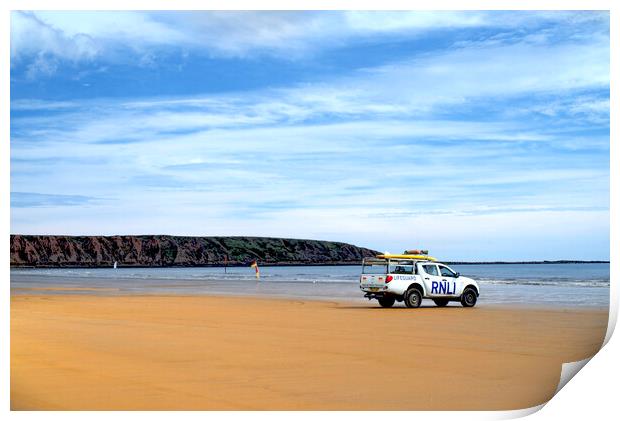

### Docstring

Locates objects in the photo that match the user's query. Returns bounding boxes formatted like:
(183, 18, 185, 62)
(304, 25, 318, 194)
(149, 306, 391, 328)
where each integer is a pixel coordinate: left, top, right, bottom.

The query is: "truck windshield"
(362, 263, 387, 274)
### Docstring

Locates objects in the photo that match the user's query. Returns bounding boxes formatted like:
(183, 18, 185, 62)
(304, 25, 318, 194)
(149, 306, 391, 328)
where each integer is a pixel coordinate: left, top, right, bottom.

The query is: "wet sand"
(11, 294, 608, 410)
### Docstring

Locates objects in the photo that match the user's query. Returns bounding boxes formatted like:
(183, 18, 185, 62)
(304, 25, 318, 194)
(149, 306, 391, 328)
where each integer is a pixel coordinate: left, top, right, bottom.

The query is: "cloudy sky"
(10, 11, 609, 260)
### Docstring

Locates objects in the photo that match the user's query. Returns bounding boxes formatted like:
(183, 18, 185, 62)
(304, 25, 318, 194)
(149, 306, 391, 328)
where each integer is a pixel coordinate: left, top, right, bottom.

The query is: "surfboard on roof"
(376, 253, 438, 262)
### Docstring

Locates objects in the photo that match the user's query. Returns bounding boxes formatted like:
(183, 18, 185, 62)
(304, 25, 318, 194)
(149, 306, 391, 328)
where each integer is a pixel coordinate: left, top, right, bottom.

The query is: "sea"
(10, 263, 610, 308)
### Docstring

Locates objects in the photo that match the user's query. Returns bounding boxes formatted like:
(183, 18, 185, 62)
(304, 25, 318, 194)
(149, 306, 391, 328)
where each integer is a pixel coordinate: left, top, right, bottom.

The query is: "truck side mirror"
(456, 272, 461, 278)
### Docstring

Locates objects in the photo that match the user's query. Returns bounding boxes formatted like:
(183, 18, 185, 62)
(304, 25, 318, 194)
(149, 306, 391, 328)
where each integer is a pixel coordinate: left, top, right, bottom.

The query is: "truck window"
(422, 264, 439, 276)
(389, 264, 414, 274)
(362, 263, 387, 274)
(439, 266, 457, 277)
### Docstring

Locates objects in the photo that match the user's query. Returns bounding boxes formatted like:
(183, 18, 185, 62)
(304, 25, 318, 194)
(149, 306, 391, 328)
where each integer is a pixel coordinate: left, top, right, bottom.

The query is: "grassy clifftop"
(10, 235, 378, 268)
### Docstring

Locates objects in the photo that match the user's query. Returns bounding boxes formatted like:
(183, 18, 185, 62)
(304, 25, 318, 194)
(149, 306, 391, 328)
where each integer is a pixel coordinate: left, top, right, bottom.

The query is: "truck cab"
(359, 257, 480, 308)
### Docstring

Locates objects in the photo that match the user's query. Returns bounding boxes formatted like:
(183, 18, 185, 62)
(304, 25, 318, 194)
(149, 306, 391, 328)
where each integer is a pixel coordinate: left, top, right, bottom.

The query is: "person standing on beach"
(250, 261, 260, 280)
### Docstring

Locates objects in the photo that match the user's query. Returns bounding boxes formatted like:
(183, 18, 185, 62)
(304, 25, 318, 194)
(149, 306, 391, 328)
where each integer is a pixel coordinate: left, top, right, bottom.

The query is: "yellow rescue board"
(376, 254, 438, 261)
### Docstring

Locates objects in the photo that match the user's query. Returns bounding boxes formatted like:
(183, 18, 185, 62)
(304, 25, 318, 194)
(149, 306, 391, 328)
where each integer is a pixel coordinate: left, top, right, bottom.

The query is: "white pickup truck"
(359, 257, 480, 308)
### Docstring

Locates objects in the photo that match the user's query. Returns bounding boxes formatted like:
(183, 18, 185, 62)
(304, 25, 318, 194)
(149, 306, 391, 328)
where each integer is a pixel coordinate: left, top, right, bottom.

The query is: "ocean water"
(10, 263, 610, 308)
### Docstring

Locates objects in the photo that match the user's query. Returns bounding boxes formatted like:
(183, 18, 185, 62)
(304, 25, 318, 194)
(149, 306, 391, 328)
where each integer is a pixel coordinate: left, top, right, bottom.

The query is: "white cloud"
(9, 11, 609, 258)
(343, 11, 488, 32)
(356, 39, 609, 104)
(11, 10, 609, 64)
(11, 12, 98, 60)
(11, 11, 99, 78)
(33, 11, 190, 45)
(538, 96, 610, 120)
(10, 99, 79, 111)
(14, 11, 483, 61)
(11, 103, 609, 259)
(12, 29, 609, 134)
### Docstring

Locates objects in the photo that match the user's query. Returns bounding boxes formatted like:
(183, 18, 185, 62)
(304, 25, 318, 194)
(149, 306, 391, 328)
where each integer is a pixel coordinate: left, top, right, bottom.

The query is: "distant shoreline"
(10, 260, 610, 269)
(443, 260, 610, 265)
(11, 235, 610, 268)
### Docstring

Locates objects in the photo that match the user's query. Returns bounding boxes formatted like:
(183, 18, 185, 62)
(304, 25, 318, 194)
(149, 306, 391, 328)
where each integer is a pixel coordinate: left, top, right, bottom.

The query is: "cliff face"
(10, 235, 378, 267)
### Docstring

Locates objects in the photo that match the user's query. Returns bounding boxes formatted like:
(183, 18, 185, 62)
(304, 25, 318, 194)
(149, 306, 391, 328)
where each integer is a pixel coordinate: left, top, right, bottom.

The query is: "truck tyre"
(461, 287, 477, 307)
(433, 298, 449, 307)
(378, 296, 396, 308)
(404, 288, 422, 308)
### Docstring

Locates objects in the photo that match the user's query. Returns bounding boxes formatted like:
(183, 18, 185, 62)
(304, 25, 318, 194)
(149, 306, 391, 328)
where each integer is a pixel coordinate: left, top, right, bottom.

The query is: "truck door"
(419, 263, 442, 297)
(438, 264, 461, 297)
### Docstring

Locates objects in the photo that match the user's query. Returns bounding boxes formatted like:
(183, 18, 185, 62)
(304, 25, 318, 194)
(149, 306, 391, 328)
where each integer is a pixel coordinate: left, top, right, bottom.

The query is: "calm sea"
(10, 263, 610, 308)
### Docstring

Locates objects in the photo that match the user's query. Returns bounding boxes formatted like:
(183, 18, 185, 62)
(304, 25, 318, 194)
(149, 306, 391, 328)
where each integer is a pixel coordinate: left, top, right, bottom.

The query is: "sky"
(9, 11, 610, 261)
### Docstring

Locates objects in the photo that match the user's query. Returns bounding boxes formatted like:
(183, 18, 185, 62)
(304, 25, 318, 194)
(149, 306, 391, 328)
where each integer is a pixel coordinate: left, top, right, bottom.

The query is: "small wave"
(11, 268, 609, 288)
(477, 278, 609, 288)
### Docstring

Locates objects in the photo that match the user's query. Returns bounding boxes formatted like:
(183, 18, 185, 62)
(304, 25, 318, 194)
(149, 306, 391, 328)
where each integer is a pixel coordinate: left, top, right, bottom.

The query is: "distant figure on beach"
(250, 261, 260, 279)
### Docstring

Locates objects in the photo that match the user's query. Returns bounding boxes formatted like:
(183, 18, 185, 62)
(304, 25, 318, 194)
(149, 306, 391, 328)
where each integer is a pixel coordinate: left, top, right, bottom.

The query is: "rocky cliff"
(10, 235, 378, 267)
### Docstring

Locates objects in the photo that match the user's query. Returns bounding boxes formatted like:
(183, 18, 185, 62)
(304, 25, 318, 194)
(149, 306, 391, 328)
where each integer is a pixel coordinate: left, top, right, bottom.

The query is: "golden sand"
(11, 294, 607, 410)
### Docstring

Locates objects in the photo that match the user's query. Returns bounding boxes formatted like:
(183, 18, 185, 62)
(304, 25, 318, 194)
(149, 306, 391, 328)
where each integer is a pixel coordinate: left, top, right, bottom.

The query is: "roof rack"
(363, 256, 439, 264)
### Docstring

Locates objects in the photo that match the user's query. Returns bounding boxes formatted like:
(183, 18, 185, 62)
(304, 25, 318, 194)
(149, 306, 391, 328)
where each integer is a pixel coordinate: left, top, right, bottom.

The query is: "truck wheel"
(433, 298, 449, 307)
(460, 288, 477, 307)
(378, 296, 396, 308)
(404, 288, 422, 308)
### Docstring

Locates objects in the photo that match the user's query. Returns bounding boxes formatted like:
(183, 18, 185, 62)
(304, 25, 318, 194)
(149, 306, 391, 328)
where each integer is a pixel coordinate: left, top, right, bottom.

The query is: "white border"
(2, 1, 616, 420)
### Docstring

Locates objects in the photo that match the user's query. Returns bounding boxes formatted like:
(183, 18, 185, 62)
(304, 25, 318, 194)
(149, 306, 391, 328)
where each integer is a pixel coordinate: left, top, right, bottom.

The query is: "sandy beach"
(11, 294, 608, 410)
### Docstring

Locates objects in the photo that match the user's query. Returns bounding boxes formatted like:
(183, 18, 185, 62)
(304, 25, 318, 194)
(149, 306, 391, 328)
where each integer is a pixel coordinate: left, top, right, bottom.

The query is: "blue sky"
(10, 11, 610, 260)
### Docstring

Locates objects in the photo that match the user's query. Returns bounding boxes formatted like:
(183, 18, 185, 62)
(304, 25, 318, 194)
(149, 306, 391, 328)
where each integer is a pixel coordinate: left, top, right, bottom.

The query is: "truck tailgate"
(360, 274, 387, 291)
